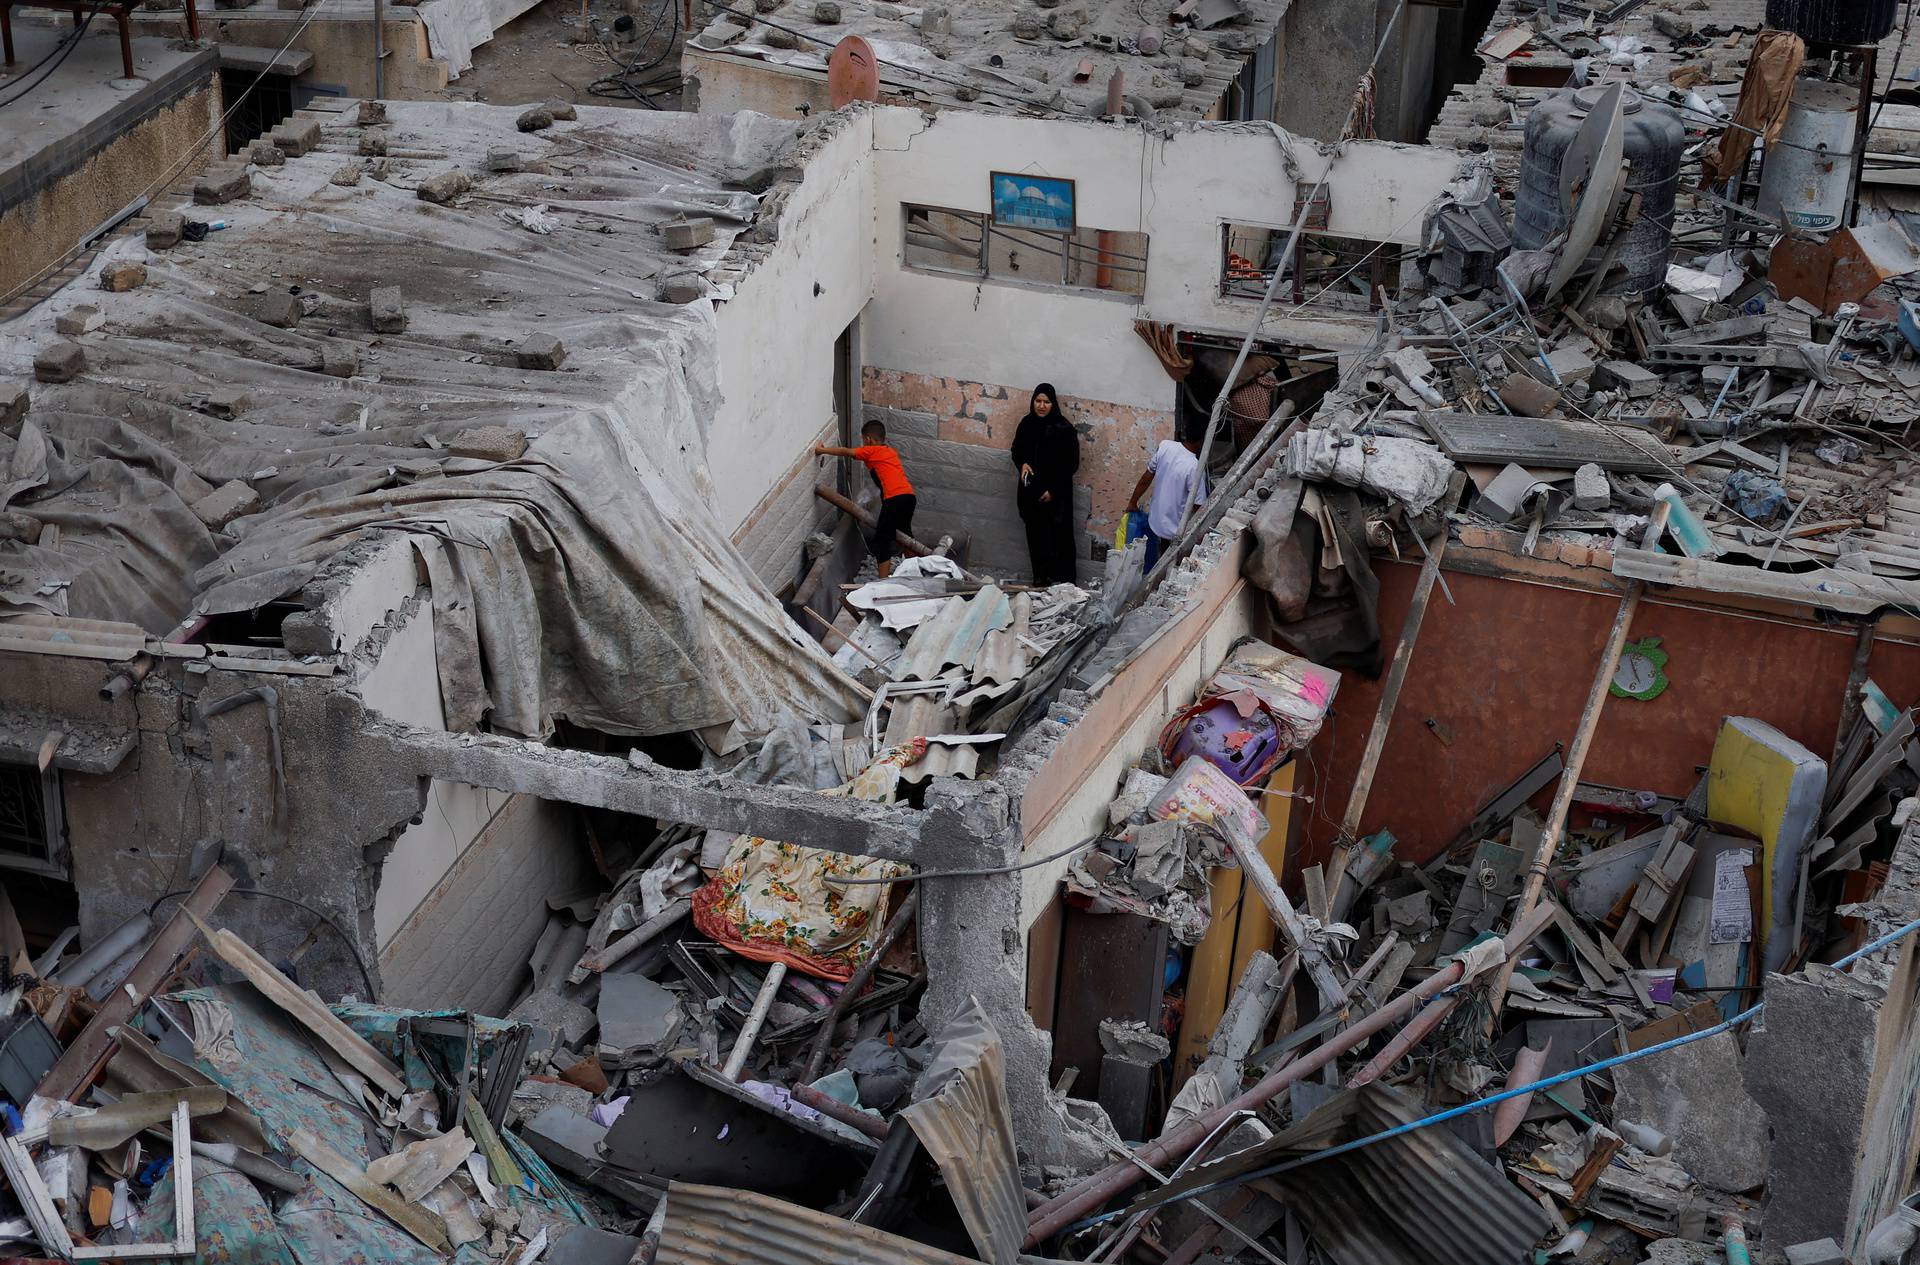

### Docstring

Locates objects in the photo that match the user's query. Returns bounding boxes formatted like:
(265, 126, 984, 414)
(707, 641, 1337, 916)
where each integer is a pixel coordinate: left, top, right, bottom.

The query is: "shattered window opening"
(902, 204, 1148, 297)
(0, 762, 65, 878)
(1219, 221, 1418, 311)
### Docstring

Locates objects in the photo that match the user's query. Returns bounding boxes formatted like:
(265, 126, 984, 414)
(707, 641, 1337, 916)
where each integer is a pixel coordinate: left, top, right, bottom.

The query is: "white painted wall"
(712, 112, 878, 536)
(356, 599, 549, 954)
(864, 107, 1475, 395)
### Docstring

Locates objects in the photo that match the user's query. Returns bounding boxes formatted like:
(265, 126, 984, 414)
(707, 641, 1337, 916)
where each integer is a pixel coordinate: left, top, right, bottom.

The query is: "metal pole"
(373, 0, 385, 100)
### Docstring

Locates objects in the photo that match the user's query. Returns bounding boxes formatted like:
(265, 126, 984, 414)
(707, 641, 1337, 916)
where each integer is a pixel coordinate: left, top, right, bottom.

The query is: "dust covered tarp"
(0, 101, 865, 739)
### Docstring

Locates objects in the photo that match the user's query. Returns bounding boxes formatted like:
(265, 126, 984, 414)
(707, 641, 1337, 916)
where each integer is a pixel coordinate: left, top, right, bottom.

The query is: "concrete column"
(1745, 822, 1920, 1257)
(919, 779, 1121, 1172)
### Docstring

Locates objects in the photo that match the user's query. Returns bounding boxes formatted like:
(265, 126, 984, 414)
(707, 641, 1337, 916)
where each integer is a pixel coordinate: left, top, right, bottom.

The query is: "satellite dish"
(1544, 81, 1626, 301)
(828, 35, 880, 108)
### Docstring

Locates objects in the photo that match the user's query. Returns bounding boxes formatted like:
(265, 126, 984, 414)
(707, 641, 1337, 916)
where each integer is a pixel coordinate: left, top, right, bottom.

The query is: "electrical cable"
(0, 2, 110, 110)
(587, 0, 681, 106)
(823, 834, 1100, 884)
(1067, 911, 1920, 1232)
(146, 885, 379, 997)
(0, 0, 337, 308)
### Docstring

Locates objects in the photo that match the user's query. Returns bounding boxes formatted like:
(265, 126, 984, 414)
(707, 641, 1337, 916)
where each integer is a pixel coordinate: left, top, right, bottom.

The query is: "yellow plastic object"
(1705, 717, 1825, 970)
(1170, 762, 1294, 1091)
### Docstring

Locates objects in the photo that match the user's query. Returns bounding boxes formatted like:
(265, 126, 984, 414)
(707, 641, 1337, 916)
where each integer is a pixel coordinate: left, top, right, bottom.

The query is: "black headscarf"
(1011, 383, 1079, 516)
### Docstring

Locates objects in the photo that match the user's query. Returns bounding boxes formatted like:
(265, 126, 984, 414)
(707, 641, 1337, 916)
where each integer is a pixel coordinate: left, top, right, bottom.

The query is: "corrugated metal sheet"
(972, 592, 1031, 687)
(882, 694, 962, 749)
(900, 998, 1025, 1265)
(655, 1183, 1079, 1265)
(893, 588, 1012, 682)
(900, 739, 982, 784)
(1127, 1084, 1551, 1265)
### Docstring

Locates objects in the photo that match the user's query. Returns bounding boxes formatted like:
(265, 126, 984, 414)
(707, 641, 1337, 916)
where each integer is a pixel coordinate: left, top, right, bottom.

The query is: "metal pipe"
(802, 888, 918, 1081)
(373, 0, 385, 99)
(52, 915, 153, 989)
(723, 961, 786, 1080)
(1023, 902, 1554, 1246)
(1343, 993, 1460, 1089)
(568, 898, 689, 982)
(791, 1083, 889, 1141)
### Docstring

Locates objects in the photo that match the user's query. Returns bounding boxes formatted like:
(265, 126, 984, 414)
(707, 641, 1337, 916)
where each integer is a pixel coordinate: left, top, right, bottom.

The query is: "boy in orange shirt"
(815, 420, 917, 577)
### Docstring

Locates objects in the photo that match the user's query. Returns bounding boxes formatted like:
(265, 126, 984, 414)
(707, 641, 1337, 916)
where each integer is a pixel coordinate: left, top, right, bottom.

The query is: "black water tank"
(1512, 86, 1686, 296)
(1766, 0, 1898, 44)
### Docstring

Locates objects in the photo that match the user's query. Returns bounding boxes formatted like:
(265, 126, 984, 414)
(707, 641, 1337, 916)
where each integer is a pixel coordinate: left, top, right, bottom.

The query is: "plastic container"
(1513, 85, 1686, 296)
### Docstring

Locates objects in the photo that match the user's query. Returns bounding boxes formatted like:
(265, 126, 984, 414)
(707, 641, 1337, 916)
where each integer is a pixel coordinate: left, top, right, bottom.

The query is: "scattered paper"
(1710, 848, 1754, 944)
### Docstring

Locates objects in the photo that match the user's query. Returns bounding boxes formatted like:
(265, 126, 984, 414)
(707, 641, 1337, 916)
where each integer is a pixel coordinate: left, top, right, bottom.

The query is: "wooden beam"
(1488, 583, 1642, 1020)
(37, 864, 235, 1102)
(1326, 533, 1448, 895)
(191, 915, 407, 1100)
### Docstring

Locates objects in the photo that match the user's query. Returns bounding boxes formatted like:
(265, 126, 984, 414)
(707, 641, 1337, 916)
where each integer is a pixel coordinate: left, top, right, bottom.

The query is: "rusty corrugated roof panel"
(900, 998, 1025, 1265)
(1126, 1083, 1552, 1265)
(656, 1183, 1009, 1265)
(893, 588, 1012, 683)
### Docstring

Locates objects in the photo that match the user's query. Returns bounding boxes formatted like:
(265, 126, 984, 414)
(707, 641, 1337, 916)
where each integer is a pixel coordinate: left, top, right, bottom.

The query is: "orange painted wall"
(1291, 559, 1920, 873)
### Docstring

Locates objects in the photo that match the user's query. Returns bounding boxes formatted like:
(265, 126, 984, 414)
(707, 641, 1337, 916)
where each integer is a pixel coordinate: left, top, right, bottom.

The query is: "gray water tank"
(1512, 85, 1686, 296)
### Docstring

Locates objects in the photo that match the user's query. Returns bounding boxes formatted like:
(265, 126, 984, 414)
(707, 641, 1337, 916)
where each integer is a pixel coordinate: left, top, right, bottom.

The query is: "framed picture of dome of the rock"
(990, 172, 1076, 234)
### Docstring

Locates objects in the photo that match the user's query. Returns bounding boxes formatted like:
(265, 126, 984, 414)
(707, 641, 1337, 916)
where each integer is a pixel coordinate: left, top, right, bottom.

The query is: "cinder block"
(370, 286, 405, 333)
(1594, 359, 1661, 399)
(191, 480, 260, 530)
(146, 212, 184, 250)
(358, 128, 388, 157)
(0, 382, 28, 429)
(269, 118, 321, 156)
(515, 334, 566, 370)
(33, 341, 84, 383)
(56, 306, 104, 335)
(449, 426, 529, 462)
(99, 261, 145, 292)
(249, 140, 286, 167)
(254, 292, 300, 329)
(194, 167, 251, 204)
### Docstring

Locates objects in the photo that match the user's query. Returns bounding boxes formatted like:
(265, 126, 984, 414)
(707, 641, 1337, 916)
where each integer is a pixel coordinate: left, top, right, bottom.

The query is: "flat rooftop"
(0, 28, 216, 210)
(687, 0, 1291, 119)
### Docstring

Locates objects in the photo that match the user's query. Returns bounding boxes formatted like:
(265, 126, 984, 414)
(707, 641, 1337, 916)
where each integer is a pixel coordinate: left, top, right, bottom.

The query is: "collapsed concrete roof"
(0, 98, 866, 741)
(687, 0, 1292, 119)
(1431, 0, 1910, 173)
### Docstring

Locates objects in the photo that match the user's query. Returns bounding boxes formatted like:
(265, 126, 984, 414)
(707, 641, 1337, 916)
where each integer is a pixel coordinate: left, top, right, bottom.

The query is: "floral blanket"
(691, 739, 923, 980)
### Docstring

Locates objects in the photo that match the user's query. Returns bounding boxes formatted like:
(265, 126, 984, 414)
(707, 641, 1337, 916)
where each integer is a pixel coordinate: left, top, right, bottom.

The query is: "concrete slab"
(1613, 1029, 1769, 1193)
(0, 30, 216, 218)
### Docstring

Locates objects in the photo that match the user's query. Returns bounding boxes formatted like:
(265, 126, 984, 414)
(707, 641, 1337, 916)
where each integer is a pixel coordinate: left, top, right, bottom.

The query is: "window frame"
(901, 203, 1148, 300)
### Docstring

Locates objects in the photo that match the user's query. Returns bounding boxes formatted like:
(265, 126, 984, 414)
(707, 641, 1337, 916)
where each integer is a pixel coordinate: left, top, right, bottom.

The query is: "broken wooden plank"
(289, 1128, 451, 1252)
(0, 1130, 74, 1258)
(38, 864, 235, 1102)
(189, 913, 406, 1099)
(1220, 832, 1347, 1010)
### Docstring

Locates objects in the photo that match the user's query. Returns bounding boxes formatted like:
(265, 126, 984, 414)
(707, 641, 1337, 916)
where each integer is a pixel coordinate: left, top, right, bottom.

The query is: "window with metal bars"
(0, 762, 64, 877)
(902, 205, 1148, 298)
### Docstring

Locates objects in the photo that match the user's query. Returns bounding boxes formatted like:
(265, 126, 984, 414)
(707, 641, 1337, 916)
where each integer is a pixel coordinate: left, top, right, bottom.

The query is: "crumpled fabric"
(1702, 29, 1806, 188)
(1284, 430, 1454, 515)
(690, 740, 925, 980)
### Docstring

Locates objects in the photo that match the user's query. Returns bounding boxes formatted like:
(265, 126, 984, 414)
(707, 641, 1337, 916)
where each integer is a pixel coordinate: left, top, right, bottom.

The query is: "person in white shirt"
(1125, 427, 1207, 570)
